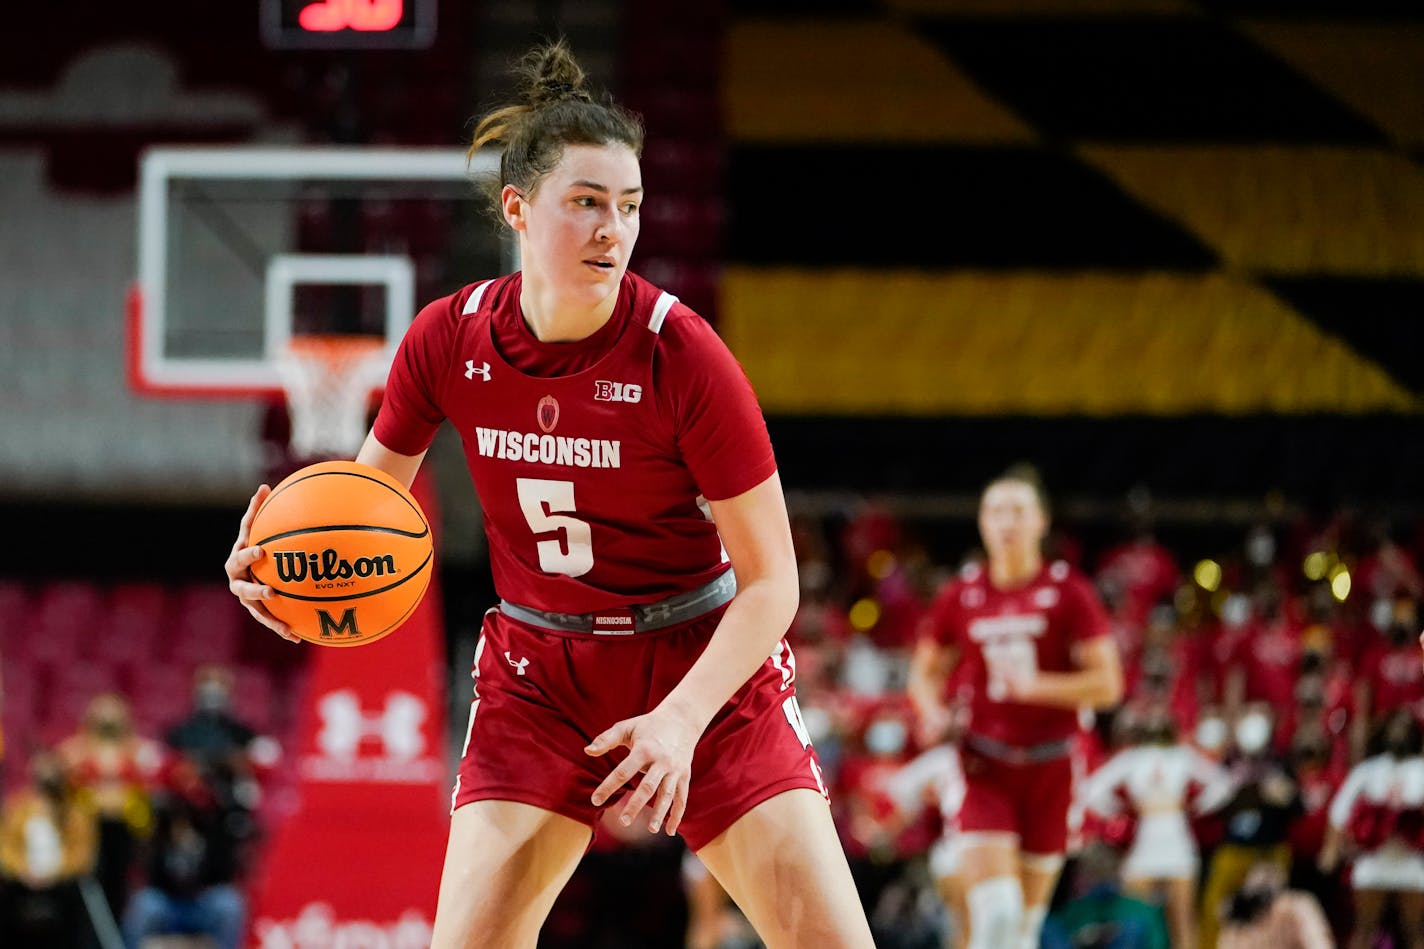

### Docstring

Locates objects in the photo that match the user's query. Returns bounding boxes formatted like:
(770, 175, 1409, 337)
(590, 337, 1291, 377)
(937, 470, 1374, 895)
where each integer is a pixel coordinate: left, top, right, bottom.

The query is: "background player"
(224, 39, 873, 949)
(907, 464, 1123, 949)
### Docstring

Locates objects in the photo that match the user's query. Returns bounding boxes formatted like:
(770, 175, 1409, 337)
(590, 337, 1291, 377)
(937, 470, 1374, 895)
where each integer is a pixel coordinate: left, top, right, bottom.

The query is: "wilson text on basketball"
(274, 549, 398, 586)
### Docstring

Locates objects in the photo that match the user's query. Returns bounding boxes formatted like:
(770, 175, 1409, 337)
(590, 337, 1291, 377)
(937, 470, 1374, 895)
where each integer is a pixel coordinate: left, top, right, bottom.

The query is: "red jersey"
(922, 560, 1111, 748)
(375, 272, 777, 614)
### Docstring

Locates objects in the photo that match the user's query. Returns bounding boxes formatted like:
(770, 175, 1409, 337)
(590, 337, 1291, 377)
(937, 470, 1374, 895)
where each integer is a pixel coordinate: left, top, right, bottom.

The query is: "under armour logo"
(465, 360, 491, 381)
(315, 689, 427, 760)
(504, 651, 530, 676)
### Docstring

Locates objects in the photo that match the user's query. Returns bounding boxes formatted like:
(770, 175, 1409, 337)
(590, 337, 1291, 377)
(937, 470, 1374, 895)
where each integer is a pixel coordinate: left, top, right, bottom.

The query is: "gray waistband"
(966, 732, 1074, 765)
(499, 569, 737, 635)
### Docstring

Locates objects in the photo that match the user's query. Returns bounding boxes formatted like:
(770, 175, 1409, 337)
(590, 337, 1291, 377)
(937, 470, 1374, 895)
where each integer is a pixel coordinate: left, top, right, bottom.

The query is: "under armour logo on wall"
(315, 689, 427, 761)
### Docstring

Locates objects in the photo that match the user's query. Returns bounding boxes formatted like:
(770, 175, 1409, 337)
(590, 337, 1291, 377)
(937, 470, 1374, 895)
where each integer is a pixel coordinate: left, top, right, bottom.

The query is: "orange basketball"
(249, 460, 434, 646)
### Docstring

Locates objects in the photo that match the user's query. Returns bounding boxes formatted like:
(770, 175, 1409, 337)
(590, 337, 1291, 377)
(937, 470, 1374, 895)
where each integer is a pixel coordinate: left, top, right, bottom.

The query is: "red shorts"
(452, 608, 827, 852)
(957, 741, 1075, 858)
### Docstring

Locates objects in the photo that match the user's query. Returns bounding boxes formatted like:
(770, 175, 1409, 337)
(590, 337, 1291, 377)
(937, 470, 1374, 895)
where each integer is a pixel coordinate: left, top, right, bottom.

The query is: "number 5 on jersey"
(516, 478, 594, 577)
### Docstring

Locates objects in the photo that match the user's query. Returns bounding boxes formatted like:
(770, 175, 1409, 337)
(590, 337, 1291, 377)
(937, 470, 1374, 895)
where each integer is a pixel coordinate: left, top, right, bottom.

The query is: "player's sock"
(966, 876, 1022, 949)
(1017, 903, 1047, 949)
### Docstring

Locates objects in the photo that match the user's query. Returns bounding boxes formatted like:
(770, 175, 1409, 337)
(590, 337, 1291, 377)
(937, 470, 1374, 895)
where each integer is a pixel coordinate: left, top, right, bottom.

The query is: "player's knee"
(967, 876, 1022, 949)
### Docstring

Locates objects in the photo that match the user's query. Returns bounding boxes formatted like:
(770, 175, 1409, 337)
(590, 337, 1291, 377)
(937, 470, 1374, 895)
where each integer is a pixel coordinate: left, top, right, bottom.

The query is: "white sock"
(967, 876, 1023, 949)
(1018, 904, 1047, 949)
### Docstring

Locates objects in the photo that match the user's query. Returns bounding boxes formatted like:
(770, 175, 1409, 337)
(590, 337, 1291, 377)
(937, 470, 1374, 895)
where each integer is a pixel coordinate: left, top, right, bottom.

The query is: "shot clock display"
(261, 0, 436, 49)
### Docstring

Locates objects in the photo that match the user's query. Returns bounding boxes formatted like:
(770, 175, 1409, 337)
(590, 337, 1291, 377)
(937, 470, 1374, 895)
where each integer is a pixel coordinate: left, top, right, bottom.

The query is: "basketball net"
(278, 335, 389, 460)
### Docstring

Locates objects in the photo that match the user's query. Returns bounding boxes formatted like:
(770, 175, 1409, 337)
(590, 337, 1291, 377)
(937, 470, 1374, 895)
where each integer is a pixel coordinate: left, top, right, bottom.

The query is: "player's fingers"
(591, 751, 646, 807)
(233, 485, 271, 551)
(619, 768, 666, 828)
(585, 720, 636, 758)
(241, 600, 299, 642)
(224, 545, 266, 583)
(646, 772, 680, 833)
(229, 576, 274, 603)
(664, 775, 689, 837)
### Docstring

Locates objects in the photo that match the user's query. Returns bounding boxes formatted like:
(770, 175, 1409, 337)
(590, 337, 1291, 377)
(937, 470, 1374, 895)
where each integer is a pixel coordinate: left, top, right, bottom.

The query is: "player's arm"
(908, 638, 960, 747)
(586, 471, 798, 835)
(355, 430, 427, 489)
(1007, 635, 1123, 710)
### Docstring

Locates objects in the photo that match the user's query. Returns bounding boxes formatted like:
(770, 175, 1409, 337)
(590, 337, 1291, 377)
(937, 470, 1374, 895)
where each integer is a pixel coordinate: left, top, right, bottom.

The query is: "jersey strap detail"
(462, 280, 496, 316)
(647, 291, 679, 334)
(499, 568, 735, 635)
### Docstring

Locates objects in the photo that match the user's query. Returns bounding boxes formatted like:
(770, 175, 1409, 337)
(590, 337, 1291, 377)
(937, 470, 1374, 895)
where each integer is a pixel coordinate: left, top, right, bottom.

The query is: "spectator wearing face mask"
(1319, 708, 1424, 949)
(1352, 597, 1424, 761)
(834, 699, 931, 935)
(163, 665, 274, 843)
(1198, 704, 1303, 949)
(0, 747, 98, 949)
(58, 691, 165, 926)
(1217, 858, 1335, 949)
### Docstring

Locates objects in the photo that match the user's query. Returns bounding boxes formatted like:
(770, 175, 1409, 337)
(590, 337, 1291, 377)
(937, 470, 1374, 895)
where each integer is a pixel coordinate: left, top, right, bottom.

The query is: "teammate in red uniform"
(223, 40, 873, 949)
(908, 465, 1123, 949)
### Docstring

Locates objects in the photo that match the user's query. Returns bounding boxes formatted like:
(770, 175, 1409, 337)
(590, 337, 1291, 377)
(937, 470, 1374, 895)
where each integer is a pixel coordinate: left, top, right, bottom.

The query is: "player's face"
(978, 480, 1047, 563)
(510, 143, 642, 306)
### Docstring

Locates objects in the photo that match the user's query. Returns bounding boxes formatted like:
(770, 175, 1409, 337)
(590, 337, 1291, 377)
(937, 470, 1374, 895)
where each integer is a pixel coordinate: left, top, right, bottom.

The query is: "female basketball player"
(224, 40, 873, 949)
(907, 464, 1124, 949)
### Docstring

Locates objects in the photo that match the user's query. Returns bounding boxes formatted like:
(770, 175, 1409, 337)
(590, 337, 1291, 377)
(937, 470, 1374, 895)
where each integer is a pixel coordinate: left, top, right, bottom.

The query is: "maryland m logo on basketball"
(317, 607, 362, 640)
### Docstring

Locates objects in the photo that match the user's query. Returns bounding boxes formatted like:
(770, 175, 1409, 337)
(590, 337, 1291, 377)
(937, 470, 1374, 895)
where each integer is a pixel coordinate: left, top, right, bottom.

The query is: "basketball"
(249, 460, 434, 646)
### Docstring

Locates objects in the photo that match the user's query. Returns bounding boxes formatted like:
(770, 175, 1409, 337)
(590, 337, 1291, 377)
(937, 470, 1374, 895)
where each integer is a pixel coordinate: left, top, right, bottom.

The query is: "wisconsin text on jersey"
(968, 614, 1048, 642)
(474, 427, 622, 469)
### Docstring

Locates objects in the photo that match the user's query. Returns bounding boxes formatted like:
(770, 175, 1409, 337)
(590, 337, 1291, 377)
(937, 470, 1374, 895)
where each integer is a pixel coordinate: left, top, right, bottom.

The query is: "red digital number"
(299, 0, 404, 32)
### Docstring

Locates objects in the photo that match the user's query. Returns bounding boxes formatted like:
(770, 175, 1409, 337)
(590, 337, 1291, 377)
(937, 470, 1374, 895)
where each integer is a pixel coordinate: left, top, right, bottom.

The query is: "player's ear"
(502, 185, 528, 231)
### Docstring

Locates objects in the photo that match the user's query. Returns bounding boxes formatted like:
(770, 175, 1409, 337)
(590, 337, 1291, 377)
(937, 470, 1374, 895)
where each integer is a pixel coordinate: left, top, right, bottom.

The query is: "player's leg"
(1017, 852, 1065, 949)
(429, 799, 591, 949)
(1013, 754, 1074, 949)
(1398, 889, 1424, 949)
(955, 835, 1023, 949)
(1347, 887, 1385, 949)
(694, 787, 875, 948)
(954, 747, 1027, 949)
(928, 838, 968, 949)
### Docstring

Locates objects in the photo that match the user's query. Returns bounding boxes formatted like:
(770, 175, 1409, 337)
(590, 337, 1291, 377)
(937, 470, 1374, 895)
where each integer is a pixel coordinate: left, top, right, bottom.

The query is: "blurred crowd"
(738, 497, 1424, 949)
(5, 498, 1423, 949)
(0, 664, 276, 949)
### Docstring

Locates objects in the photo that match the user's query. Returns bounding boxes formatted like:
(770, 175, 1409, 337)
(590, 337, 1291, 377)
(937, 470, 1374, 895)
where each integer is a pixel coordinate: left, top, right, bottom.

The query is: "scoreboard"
(261, 0, 437, 49)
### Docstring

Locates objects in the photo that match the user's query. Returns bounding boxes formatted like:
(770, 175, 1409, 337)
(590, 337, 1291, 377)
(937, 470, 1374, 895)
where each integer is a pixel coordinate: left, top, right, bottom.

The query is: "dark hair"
(984, 462, 1052, 518)
(466, 38, 644, 216)
(1368, 707, 1424, 759)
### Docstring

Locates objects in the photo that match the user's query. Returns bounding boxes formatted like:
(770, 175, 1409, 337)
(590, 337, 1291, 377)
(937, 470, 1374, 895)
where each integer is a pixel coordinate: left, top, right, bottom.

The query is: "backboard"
(129, 145, 512, 400)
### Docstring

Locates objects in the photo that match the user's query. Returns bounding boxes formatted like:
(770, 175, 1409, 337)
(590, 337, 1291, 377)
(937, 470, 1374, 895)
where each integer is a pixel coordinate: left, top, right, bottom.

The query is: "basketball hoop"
(278, 335, 390, 460)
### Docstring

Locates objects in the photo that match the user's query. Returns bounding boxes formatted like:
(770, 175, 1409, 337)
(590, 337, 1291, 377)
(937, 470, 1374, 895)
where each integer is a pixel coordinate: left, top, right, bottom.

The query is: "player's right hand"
(225, 485, 300, 643)
(914, 702, 955, 749)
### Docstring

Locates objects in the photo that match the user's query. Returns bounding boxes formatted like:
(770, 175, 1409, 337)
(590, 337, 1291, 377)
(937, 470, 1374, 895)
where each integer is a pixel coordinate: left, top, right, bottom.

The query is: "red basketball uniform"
(921, 560, 1111, 855)
(374, 271, 824, 848)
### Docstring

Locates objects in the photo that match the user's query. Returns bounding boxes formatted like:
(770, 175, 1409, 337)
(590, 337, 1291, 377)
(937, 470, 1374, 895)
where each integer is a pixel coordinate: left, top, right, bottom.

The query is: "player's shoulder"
(1043, 559, 1097, 593)
(933, 561, 986, 609)
(450, 274, 518, 321)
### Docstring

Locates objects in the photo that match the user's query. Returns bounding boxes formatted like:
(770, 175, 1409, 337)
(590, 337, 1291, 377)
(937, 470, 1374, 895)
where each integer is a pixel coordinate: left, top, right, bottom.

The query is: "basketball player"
(224, 40, 873, 949)
(907, 465, 1123, 949)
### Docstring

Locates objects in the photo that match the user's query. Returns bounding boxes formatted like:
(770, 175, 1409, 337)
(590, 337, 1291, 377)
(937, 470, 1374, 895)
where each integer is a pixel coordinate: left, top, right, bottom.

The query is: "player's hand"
(914, 702, 955, 748)
(225, 485, 299, 643)
(585, 703, 700, 837)
(999, 668, 1039, 703)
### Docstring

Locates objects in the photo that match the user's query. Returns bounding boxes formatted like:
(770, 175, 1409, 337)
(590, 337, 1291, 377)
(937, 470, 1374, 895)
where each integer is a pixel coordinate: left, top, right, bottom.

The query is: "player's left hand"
(585, 704, 700, 837)
(1000, 669, 1039, 703)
